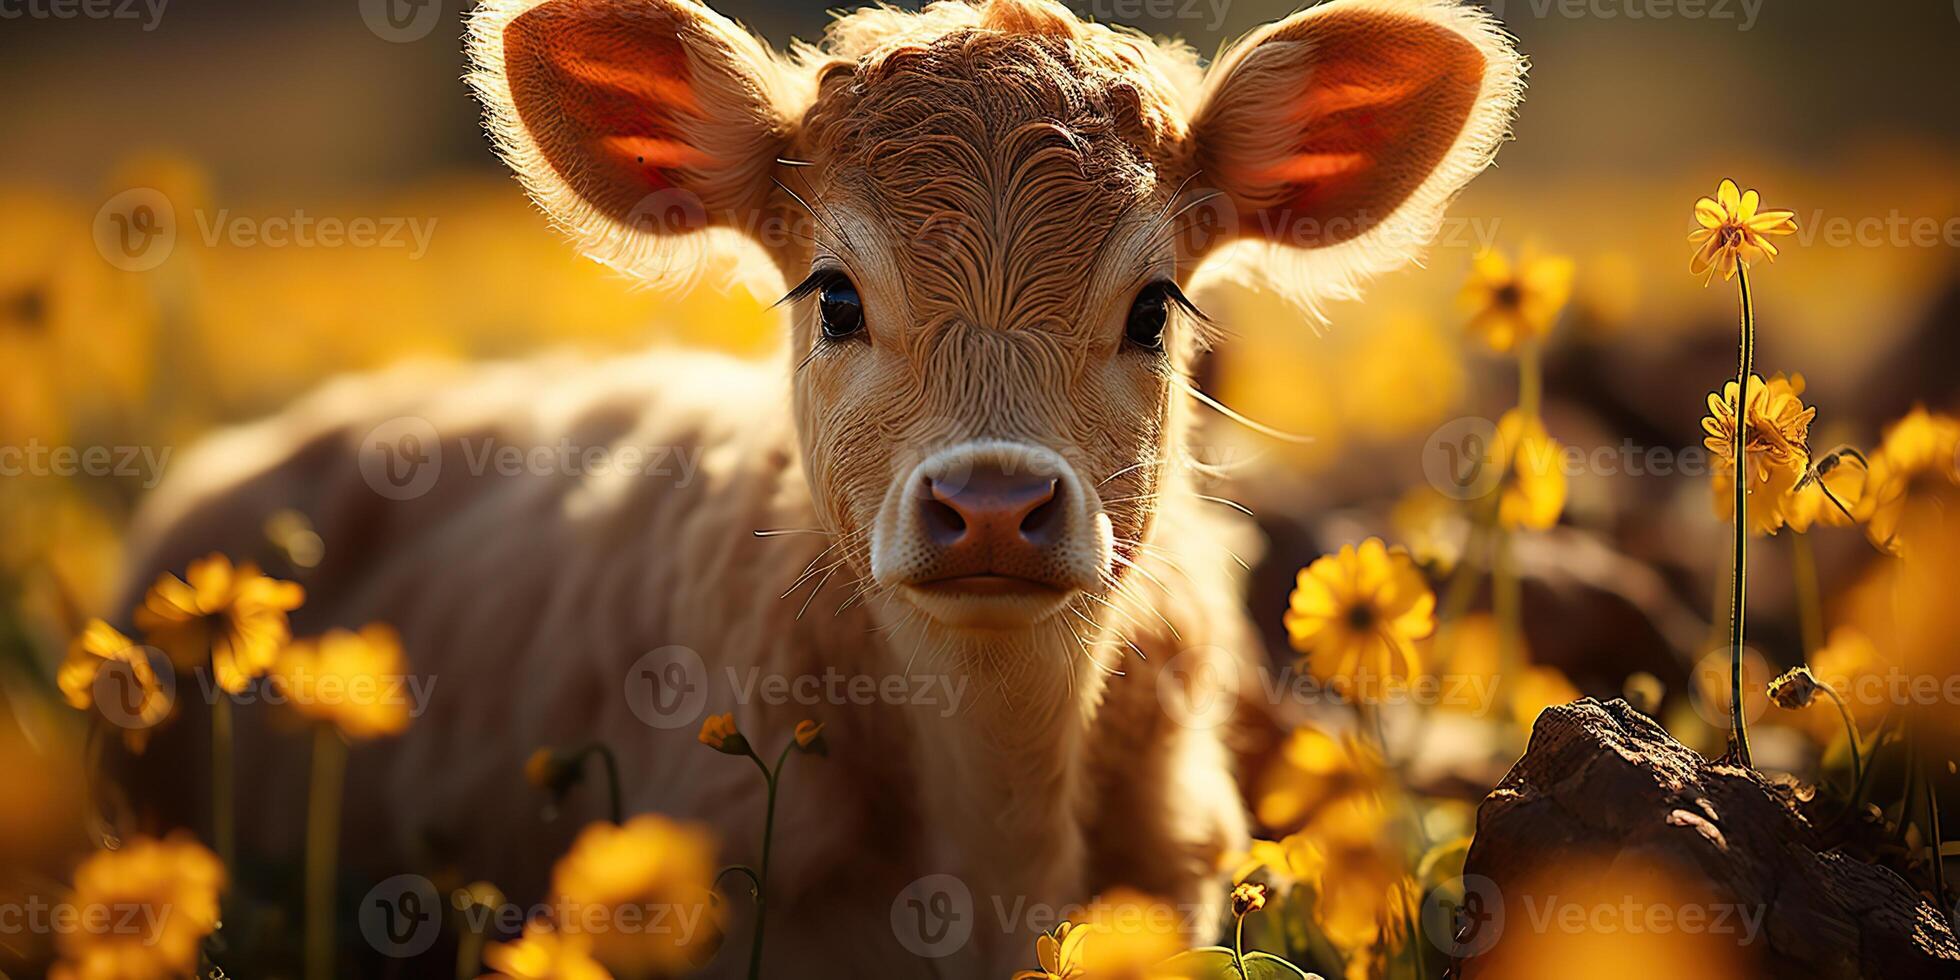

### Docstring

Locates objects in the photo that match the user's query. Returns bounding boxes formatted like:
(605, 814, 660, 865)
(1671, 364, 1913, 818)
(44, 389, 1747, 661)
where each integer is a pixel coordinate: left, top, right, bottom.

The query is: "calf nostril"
(921, 479, 968, 546)
(1019, 481, 1062, 545)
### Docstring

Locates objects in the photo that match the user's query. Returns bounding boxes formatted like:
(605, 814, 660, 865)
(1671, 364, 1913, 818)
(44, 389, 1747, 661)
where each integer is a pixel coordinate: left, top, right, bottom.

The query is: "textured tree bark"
(1451, 698, 1960, 979)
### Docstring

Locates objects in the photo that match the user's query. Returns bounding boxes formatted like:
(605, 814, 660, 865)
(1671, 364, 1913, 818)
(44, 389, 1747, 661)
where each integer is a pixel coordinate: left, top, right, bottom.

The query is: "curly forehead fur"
(793, 6, 1201, 333)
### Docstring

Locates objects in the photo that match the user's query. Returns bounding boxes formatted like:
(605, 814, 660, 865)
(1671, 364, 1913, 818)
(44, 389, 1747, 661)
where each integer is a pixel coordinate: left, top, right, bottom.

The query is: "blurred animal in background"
(120, 0, 1522, 973)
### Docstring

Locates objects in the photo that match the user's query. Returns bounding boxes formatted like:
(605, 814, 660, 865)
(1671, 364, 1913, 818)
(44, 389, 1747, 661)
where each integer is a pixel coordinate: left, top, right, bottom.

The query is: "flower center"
(1717, 225, 1744, 247)
(1346, 603, 1377, 632)
(3, 284, 48, 334)
(1493, 282, 1523, 309)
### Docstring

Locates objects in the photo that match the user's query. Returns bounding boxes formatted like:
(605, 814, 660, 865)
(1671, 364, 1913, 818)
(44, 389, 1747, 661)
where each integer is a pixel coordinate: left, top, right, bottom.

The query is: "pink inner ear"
(1247, 12, 1485, 247)
(505, 0, 715, 228)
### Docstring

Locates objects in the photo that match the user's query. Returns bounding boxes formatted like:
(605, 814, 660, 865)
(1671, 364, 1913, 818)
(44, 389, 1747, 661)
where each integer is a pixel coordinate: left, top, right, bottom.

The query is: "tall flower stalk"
(699, 714, 826, 980)
(1689, 178, 1798, 766)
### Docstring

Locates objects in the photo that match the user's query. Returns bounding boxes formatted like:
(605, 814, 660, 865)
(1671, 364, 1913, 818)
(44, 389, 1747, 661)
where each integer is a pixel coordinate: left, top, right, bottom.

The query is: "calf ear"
(1185, 0, 1523, 316)
(467, 0, 792, 279)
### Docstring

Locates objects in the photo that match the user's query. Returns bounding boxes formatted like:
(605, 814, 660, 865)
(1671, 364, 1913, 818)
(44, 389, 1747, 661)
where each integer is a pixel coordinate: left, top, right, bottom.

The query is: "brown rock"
(1448, 698, 1960, 979)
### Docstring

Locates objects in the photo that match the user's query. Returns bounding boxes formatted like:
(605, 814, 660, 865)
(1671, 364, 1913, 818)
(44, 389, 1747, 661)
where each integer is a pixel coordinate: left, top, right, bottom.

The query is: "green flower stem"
(1728, 263, 1755, 767)
(1232, 911, 1250, 979)
(571, 741, 623, 825)
(1821, 685, 1863, 788)
(740, 741, 796, 980)
(212, 691, 236, 871)
(1518, 336, 1543, 420)
(305, 726, 347, 980)
(1792, 534, 1825, 657)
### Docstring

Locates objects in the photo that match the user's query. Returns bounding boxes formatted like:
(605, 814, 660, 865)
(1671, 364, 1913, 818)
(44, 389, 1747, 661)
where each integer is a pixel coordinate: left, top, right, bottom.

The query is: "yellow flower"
(1011, 890, 1182, 980)
(1460, 247, 1575, 352)
(1701, 373, 1814, 480)
(1228, 832, 1326, 889)
(1688, 178, 1798, 284)
(1510, 664, 1580, 726)
(1784, 452, 1867, 533)
(1255, 727, 1384, 831)
(1014, 921, 1090, 980)
(269, 624, 412, 739)
(50, 833, 225, 980)
(548, 815, 722, 975)
(134, 553, 303, 694)
(1493, 409, 1567, 531)
(1702, 373, 1816, 535)
(1857, 406, 1960, 556)
(1389, 487, 1467, 574)
(696, 712, 746, 755)
(1283, 539, 1435, 698)
(483, 918, 614, 980)
(56, 619, 172, 751)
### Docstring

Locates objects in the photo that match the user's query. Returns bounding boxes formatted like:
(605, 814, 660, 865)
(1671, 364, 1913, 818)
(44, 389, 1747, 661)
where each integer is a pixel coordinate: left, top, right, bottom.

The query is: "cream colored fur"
(121, 1, 1522, 975)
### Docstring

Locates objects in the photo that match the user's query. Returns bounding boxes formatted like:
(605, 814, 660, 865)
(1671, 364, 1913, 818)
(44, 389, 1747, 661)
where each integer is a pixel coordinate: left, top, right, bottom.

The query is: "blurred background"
(2, 0, 1958, 976)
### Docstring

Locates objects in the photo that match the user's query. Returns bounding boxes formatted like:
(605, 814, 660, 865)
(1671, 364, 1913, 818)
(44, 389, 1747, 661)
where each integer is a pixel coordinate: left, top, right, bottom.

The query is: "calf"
(122, 0, 1521, 974)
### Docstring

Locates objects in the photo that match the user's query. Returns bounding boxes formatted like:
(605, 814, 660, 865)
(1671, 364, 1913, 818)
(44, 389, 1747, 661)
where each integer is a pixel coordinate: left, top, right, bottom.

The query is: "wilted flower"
(1688, 178, 1798, 284)
(49, 833, 225, 980)
(1494, 409, 1567, 531)
(696, 713, 747, 756)
(792, 719, 826, 755)
(1230, 881, 1268, 917)
(269, 624, 412, 739)
(56, 619, 172, 751)
(1283, 538, 1435, 699)
(483, 917, 613, 980)
(134, 553, 303, 693)
(1459, 247, 1574, 353)
(549, 815, 722, 974)
(1767, 665, 1823, 710)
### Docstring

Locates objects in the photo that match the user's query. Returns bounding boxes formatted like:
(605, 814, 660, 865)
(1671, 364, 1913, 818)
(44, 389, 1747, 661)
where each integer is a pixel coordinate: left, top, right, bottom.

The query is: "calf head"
(470, 0, 1521, 640)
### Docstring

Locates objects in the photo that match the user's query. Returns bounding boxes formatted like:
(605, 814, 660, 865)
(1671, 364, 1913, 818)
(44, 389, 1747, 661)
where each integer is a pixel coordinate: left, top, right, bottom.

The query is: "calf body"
(122, 0, 1521, 974)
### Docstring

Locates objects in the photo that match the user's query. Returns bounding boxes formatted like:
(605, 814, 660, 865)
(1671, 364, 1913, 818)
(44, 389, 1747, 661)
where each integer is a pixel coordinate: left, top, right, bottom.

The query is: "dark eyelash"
(1160, 281, 1210, 324)
(776, 269, 845, 308)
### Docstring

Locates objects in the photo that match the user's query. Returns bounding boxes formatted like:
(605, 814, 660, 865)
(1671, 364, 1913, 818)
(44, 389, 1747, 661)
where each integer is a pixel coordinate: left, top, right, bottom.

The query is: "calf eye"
(818, 277, 864, 340)
(1125, 282, 1171, 352)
